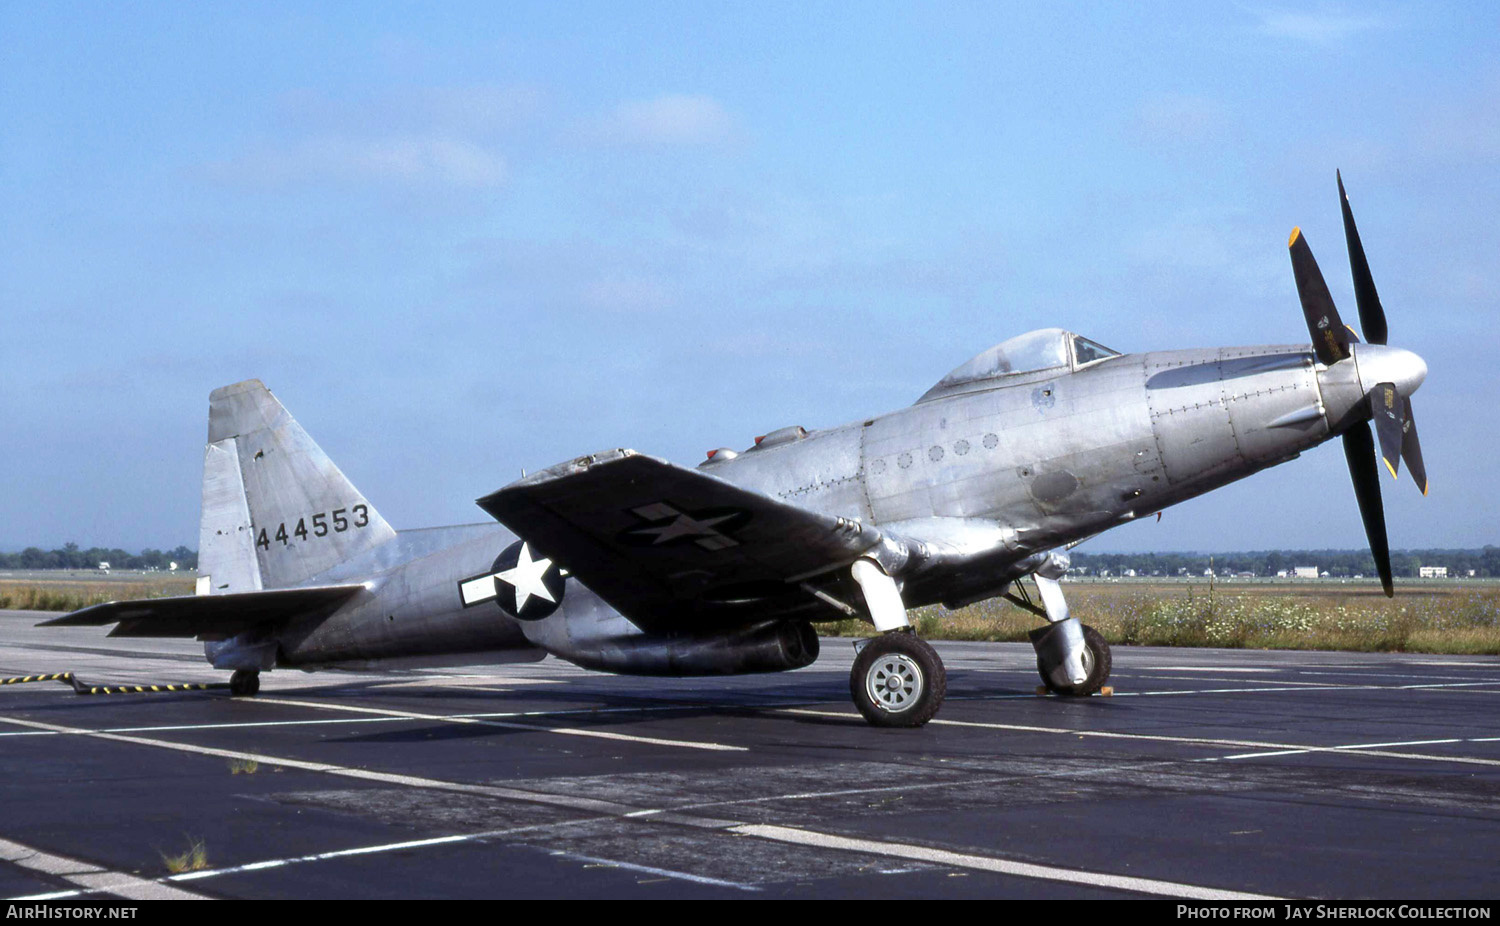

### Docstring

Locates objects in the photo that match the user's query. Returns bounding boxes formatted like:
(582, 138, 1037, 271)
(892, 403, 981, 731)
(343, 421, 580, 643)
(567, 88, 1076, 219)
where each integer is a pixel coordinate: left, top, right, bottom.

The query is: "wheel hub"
(866, 654, 924, 713)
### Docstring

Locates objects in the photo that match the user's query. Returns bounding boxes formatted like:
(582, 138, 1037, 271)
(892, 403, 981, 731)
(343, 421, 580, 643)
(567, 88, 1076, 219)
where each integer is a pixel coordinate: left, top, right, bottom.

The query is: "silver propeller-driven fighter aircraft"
(48, 174, 1427, 726)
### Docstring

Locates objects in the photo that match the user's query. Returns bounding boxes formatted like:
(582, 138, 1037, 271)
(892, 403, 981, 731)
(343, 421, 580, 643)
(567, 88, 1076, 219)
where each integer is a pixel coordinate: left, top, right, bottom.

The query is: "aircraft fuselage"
(254, 341, 1387, 673)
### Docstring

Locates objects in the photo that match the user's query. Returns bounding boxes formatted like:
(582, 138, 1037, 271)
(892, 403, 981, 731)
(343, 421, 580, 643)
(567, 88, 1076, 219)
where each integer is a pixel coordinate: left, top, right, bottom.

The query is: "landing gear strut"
(847, 556, 945, 727)
(229, 669, 260, 697)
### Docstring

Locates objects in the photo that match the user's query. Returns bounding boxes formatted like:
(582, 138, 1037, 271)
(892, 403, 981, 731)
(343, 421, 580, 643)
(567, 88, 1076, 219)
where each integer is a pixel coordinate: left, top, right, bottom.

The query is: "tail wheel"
(229, 670, 260, 697)
(1038, 623, 1111, 696)
(850, 632, 946, 727)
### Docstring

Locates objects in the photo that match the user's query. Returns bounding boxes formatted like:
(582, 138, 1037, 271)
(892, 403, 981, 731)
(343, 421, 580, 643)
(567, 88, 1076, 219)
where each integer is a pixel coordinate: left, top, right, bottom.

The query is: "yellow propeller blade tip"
(1383, 458, 1399, 480)
(1289, 226, 1302, 247)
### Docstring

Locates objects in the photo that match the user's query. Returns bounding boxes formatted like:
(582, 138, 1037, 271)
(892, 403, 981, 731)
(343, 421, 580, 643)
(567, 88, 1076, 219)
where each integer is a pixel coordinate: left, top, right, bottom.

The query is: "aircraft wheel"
(1038, 623, 1111, 696)
(850, 632, 946, 727)
(229, 670, 260, 697)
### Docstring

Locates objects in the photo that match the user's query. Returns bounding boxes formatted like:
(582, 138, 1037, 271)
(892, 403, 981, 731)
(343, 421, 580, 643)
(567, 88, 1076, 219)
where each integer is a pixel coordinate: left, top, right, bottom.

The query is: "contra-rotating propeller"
(1287, 171, 1428, 597)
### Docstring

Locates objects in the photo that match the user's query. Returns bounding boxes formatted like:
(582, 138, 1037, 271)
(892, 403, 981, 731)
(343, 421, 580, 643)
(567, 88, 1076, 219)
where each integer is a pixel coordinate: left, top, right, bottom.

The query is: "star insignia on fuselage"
(457, 540, 566, 620)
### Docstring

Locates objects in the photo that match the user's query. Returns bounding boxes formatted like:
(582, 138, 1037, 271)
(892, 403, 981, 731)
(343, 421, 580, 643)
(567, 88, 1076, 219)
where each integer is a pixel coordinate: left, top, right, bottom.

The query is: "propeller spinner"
(1288, 173, 1429, 597)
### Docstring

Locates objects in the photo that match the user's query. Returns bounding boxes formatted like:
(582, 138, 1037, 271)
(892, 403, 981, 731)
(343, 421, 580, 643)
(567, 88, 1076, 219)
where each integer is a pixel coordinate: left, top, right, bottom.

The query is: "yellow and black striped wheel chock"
(1, 672, 230, 695)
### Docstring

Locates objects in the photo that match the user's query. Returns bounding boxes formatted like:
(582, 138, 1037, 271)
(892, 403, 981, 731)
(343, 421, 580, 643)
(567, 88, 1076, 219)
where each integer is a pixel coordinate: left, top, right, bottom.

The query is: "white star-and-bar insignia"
(624, 503, 742, 551)
(459, 542, 561, 612)
(498, 542, 557, 611)
(459, 572, 498, 606)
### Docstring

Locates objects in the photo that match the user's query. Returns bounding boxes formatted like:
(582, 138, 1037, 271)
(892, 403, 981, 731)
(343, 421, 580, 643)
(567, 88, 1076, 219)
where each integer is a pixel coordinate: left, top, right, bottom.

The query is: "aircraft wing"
(39, 585, 365, 640)
(476, 450, 882, 631)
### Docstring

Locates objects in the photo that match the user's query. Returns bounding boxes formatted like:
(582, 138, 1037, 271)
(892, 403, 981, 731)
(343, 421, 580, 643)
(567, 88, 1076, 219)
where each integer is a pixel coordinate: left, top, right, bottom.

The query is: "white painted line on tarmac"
(1219, 736, 1500, 761)
(0, 703, 707, 739)
(1293, 669, 1498, 682)
(1115, 676, 1356, 689)
(1404, 661, 1500, 668)
(0, 712, 1318, 899)
(251, 696, 746, 752)
(0, 713, 653, 817)
(0, 835, 207, 901)
(11, 818, 617, 901)
(778, 709, 1500, 767)
(1149, 667, 1279, 672)
(627, 755, 1185, 821)
(953, 680, 1500, 702)
(731, 824, 1278, 900)
(546, 849, 761, 892)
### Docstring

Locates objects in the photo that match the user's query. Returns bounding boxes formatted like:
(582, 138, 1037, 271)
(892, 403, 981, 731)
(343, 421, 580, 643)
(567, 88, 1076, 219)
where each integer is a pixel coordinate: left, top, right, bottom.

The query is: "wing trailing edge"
(39, 585, 366, 640)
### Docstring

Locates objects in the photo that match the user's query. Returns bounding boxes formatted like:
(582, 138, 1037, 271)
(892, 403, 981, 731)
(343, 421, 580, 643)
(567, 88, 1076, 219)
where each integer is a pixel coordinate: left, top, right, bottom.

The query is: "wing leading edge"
(39, 585, 365, 639)
(477, 450, 882, 631)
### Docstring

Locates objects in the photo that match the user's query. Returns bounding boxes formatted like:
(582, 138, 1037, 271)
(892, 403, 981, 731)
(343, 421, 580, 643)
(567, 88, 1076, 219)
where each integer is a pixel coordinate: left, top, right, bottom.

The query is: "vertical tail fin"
(197, 380, 395, 592)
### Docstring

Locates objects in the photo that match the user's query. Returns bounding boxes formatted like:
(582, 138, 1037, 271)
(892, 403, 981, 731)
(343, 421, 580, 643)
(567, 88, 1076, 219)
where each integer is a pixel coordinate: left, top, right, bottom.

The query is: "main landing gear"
(1015, 552, 1112, 697)
(229, 669, 260, 697)
(851, 631, 946, 727)
(846, 557, 946, 727)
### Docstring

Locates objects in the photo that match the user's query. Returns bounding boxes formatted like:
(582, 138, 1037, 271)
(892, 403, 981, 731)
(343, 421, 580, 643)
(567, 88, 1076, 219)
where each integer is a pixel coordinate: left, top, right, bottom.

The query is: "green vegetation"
(160, 836, 209, 874)
(826, 582, 1500, 655)
(0, 542, 196, 571)
(0, 577, 193, 611)
(1071, 547, 1500, 579)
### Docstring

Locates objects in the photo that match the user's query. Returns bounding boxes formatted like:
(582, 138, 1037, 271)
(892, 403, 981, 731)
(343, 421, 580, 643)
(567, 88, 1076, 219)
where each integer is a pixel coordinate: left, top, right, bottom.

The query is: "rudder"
(197, 380, 395, 592)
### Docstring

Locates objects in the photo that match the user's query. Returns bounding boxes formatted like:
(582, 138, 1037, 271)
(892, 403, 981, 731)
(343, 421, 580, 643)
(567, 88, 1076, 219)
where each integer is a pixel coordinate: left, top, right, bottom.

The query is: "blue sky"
(2, 2, 1496, 553)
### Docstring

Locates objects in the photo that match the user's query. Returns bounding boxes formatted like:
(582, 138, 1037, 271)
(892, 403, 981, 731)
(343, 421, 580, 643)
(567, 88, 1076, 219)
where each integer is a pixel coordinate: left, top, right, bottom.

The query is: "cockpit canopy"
(917, 328, 1120, 403)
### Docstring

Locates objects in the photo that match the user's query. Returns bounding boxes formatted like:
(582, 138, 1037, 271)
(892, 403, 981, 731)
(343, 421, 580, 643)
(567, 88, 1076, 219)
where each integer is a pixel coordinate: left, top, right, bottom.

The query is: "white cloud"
(1253, 8, 1392, 45)
(206, 84, 540, 190)
(588, 94, 738, 146)
(210, 135, 507, 188)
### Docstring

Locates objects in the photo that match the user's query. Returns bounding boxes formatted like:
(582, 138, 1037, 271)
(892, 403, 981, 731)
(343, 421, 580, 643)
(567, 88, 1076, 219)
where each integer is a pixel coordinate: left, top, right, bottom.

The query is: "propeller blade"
(1371, 383, 1404, 479)
(1401, 395, 1429, 496)
(1343, 423, 1394, 597)
(1289, 227, 1353, 365)
(1337, 170, 1388, 346)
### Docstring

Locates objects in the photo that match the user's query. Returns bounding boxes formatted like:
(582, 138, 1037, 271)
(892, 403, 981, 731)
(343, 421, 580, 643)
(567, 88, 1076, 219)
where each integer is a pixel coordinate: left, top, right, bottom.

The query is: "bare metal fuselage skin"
(252, 341, 1367, 675)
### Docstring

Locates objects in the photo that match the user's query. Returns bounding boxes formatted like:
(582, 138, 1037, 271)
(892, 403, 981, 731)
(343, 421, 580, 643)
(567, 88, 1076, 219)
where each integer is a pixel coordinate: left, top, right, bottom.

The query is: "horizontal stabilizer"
(39, 585, 365, 640)
(477, 449, 881, 631)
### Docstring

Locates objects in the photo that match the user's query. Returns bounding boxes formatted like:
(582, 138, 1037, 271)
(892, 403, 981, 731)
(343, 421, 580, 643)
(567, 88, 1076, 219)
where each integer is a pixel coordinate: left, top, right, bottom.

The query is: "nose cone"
(1354, 344, 1427, 398)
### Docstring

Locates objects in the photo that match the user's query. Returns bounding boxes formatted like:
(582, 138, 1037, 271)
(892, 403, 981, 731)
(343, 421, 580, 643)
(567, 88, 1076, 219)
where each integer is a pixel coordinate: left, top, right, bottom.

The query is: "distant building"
(1275, 569, 1289, 578)
(1293, 566, 1319, 579)
(1419, 566, 1448, 578)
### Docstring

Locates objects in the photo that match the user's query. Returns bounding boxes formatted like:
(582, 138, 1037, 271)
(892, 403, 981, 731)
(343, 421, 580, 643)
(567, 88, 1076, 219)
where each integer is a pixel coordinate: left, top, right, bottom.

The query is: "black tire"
(229, 670, 260, 697)
(1037, 623, 1111, 696)
(850, 632, 946, 727)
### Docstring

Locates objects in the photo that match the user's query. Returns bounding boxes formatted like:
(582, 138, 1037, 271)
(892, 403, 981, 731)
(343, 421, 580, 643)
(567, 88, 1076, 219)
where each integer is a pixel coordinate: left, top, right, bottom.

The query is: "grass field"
(0, 572, 193, 612)
(5, 572, 1499, 655)
(828, 579, 1500, 655)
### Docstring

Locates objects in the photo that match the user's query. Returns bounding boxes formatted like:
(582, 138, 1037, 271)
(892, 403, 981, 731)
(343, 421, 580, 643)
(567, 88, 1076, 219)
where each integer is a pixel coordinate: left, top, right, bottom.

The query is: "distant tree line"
(0, 543, 197, 571)
(1070, 547, 1500, 578)
(5, 544, 1497, 579)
